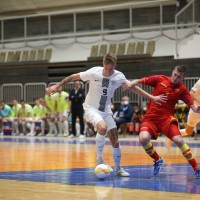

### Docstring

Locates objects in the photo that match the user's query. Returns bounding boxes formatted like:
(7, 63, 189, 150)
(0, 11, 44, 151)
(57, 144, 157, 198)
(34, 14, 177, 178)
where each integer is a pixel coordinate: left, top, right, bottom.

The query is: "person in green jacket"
(12, 99, 21, 135)
(18, 99, 33, 136)
(45, 93, 57, 136)
(54, 88, 70, 137)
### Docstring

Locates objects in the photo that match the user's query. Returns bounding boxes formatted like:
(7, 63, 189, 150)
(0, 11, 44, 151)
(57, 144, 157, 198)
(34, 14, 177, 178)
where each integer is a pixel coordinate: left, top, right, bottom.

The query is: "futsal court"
(0, 135, 200, 200)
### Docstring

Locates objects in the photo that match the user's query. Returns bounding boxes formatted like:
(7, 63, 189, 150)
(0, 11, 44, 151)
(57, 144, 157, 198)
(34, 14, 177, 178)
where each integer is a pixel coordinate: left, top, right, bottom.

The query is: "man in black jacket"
(69, 80, 85, 138)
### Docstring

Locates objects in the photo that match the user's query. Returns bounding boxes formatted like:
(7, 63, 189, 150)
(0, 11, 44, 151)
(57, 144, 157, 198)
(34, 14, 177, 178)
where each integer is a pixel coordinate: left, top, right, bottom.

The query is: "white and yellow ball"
(94, 164, 111, 179)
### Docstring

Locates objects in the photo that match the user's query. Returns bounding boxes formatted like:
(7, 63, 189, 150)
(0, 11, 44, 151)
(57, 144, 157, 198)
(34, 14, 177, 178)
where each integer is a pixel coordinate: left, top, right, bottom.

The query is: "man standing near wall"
(69, 80, 85, 138)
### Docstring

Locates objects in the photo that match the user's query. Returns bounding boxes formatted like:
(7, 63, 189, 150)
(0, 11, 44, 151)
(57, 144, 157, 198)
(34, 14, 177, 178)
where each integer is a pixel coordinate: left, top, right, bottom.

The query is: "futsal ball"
(94, 164, 111, 179)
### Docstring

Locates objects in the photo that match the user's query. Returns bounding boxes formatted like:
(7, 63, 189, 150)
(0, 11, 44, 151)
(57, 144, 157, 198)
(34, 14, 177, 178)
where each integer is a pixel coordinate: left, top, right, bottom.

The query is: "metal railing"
(1, 83, 23, 103)
(1, 77, 199, 105)
(0, 0, 176, 48)
(24, 83, 47, 104)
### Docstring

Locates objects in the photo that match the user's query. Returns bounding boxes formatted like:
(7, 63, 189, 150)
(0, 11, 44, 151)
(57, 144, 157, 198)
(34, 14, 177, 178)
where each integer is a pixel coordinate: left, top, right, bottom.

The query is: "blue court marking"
(1, 137, 200, 148)
(0, 164, 200, 194)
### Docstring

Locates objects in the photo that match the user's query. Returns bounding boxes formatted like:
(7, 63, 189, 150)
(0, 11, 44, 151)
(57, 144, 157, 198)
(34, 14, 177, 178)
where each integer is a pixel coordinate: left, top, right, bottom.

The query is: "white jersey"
(188, 79, 200, 118)
(80, 67, 128, 113)
(191, 79, 200, 106)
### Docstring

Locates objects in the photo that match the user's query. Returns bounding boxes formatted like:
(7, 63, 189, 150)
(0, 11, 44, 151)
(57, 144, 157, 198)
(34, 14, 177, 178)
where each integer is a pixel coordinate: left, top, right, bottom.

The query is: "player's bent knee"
(172, 135, 184, 147)
(97, 121, 107, 135)
(139, 131, 151, 144)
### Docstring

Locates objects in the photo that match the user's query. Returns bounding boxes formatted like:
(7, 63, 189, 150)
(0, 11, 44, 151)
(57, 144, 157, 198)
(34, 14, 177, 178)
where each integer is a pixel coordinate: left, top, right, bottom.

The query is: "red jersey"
(141, 75, 194, 118)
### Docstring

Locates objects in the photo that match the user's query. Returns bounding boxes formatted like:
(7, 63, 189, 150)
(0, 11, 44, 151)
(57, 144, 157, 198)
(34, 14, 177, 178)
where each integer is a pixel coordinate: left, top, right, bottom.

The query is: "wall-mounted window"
(104, 9, 129, 30)
(51, 14, 74, 34)
(163, 5, 176, 24)
(27, 16, 48, 37)
(132, 6, 160, 27)
(4, 18, 24, 39)
(76, 12, 101, 32)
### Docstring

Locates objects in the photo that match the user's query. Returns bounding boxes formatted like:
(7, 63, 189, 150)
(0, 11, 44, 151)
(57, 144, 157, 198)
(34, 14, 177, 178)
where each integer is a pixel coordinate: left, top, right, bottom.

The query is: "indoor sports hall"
(0, 0, 200, 199)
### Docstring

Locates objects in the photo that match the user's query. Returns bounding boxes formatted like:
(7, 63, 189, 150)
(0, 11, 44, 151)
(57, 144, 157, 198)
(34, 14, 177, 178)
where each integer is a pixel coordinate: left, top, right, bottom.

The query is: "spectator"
(132, 103, 142, 134)
(38, 98, 49, 136)
(18, 99, 33, 136)
(31, 98, 47, 136)
(45, 94, 57, 136)
(114, 96, 134, 129)
(0, 100, 14, 135)
(54, 88, 70, 137)
(12, 99, 21, 135)
(69, 80, 85, 138)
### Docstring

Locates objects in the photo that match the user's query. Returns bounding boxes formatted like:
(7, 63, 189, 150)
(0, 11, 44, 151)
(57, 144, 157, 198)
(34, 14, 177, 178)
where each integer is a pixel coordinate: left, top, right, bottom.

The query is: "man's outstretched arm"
(46, 73, 81, 95)
(132, 86, 167, 105)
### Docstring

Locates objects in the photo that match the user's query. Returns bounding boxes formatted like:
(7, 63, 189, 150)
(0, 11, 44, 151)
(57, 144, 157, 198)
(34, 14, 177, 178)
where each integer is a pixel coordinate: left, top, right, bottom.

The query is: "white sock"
(57, 121, 63, 134)
(49, 122, 57, 134)
(22, 121, 26, 133)
(48, 121, 53, 134)
(52, 122, 57, 134)
(113, 146, 121, 168)
(76, 122, 80, 135)
(41, 121, 45, 133)
(62, 121, 69, 134)
(96, 133, 106, 160)
(14, 121, 19, 134)
(84, 123, 88, 134)
(27, 122, 34, 133)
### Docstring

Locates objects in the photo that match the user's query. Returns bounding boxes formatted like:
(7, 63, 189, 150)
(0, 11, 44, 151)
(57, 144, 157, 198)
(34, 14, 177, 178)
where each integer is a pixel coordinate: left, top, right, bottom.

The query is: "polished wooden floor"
(0, 135, 200, 200)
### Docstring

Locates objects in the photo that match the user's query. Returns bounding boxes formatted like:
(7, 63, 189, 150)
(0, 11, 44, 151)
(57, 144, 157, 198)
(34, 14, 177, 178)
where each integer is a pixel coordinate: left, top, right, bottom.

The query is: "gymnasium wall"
(0, 28, 200, 84)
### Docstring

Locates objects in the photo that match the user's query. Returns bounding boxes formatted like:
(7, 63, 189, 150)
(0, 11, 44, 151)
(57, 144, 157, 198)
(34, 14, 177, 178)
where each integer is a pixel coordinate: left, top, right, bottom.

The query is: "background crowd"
(0, 81, 187, 137)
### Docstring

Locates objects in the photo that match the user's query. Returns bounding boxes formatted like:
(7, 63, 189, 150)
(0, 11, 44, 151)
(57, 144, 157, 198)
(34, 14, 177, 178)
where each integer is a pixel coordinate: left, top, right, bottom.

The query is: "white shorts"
(49, 113, 56, 118)
(58, 110, 68, 119)
(84, 108, 116, 133)
(187, 109, 200, 127)
(3, 117, 14, 122)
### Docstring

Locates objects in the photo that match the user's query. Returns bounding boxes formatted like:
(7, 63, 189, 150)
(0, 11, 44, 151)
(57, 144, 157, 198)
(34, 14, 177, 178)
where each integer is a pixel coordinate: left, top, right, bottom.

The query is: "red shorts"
(140, 115, 180, 140)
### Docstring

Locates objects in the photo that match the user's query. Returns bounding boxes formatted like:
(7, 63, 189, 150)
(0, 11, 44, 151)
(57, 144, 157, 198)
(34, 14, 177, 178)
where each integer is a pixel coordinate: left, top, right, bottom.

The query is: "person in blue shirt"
(0, 100, 14, 135)
(0, 100, 14, 118)
(114, 96, 134, 129)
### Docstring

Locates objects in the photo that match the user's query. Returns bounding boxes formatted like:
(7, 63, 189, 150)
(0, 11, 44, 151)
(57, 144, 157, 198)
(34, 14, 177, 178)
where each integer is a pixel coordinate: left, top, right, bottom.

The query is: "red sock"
(180, 143, 199, 171)
(143, 142, 160, 161)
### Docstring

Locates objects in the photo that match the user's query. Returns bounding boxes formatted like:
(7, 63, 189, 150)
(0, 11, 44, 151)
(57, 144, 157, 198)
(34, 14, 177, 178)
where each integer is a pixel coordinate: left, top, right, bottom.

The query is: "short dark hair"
(103, 53, 117, 65)
(174, 65, 186, 74)
(20, 99, 25, 103)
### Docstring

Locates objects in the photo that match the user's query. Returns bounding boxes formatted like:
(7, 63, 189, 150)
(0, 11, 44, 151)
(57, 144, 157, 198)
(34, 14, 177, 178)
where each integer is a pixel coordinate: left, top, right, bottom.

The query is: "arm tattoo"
(57, 75, 73, 87)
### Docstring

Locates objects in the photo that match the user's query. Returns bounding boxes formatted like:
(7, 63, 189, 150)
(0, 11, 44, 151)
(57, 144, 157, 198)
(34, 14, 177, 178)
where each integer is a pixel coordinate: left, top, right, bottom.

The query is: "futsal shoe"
(38, 132, 45, 136)
(195, 169, 200, 179)
(63, 133, 69, 137)
(97, 158, 113, 172)
(46, 133, 55, 137)
(153, 158, 164, 175)
(116, 167, 130, 177)
(68, 134, 75, 138)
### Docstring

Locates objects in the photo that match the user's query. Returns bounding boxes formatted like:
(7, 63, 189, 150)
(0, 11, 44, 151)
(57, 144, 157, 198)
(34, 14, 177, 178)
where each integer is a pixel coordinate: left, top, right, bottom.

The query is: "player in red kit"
(124, 65, 200, 179)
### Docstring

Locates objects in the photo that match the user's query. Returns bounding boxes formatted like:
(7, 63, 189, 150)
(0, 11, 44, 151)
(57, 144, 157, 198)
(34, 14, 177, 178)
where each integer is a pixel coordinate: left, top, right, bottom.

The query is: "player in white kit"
(180, 79, 200, 136)
(46, 53, 166, 176)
